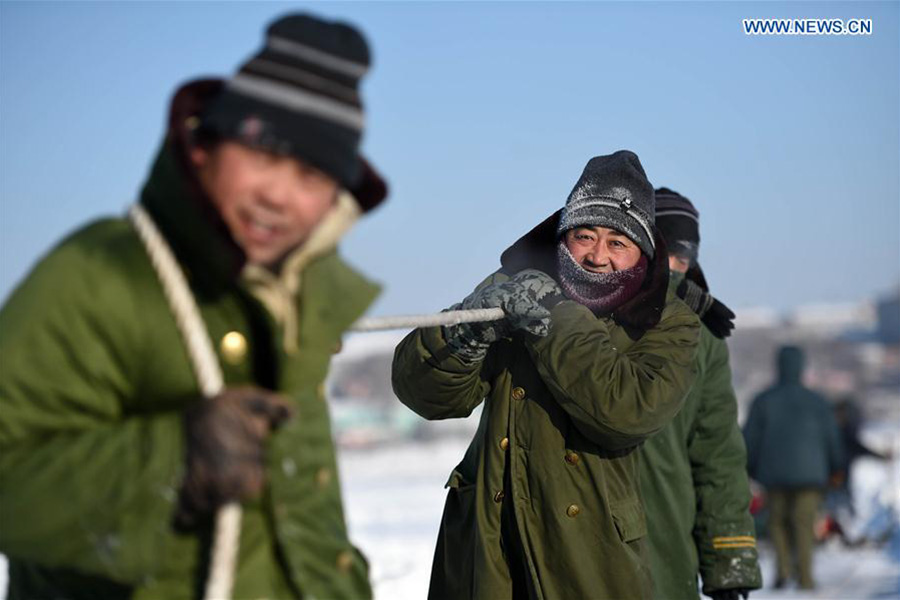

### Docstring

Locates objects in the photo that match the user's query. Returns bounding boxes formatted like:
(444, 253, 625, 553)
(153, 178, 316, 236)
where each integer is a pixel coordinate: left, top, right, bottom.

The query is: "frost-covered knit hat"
(655, 187, 700, 259)
(199, 13, 370, 188)
(557, 150, 656, 258)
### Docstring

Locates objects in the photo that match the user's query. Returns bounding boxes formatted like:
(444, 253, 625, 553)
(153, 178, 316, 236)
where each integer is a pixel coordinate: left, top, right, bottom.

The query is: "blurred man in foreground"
(0, 13, 386, 599)
(743, 346, 844, 590)
(639, 188, 762, 600)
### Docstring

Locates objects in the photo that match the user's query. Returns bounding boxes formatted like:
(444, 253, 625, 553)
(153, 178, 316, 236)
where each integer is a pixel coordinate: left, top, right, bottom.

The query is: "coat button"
(220, 331, 247, 365)
(500, 437, 510, 451)
(565, 451, 580, 466)
(316, 467, 332, 488)
(332, 339, 343, 354)
(336, 550, 354, 573)
(566, 504, 581, 518)
(493, 490, 505, 503)
(511, 387, 526, 401)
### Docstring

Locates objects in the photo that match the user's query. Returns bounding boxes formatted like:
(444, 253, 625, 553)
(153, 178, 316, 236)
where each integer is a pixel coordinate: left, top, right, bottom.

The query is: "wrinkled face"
(564, 226, 642, 273)
(668, 254, 691, 274)
(191, 142, 338, 266)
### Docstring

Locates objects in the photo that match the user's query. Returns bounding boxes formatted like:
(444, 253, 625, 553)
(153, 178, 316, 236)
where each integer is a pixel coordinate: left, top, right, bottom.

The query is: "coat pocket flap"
(611, 498, 647, 543)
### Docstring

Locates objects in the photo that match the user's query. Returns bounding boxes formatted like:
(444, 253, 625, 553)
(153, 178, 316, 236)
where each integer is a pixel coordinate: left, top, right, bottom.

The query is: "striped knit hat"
(557, 150, 656, 258)
(655, 187, 700, 259)
(200, 14, 370, 188)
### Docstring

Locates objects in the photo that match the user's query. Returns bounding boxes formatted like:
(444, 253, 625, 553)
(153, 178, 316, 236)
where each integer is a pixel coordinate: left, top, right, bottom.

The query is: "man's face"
(668, 254, 691, 274)
(191, 142, 339, 266)
(564, 226, 642, 273)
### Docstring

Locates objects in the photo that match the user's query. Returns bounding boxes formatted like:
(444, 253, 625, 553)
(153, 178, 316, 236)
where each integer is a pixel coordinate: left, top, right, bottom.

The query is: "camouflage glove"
(175, 387, 294, 530)
(677, 279, 736, 339)
(709, 588, 751, 600)
(443, 269, 565, 364)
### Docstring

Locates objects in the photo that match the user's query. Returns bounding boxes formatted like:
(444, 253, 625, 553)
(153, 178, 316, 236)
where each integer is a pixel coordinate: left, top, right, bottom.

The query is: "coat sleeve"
(0, 231, 184, 584)
(688, 335, 762, 594)
(391, 274, 504, 420)
(525, 298, 700, 451)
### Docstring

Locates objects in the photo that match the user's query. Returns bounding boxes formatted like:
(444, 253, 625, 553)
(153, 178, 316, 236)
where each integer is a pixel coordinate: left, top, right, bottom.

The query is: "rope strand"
(130, 204, 237, 600)
(350, 307, 504, 332)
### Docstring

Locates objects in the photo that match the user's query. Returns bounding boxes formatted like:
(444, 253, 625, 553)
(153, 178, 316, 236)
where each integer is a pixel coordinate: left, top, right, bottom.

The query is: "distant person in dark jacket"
(825, 397, 892, 544)
(743, 346, 844, 590)
(834, 396, 892, 496)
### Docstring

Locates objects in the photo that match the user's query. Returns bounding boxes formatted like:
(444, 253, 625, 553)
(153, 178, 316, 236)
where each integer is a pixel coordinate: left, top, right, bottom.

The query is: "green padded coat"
(639, 307, 762, 599)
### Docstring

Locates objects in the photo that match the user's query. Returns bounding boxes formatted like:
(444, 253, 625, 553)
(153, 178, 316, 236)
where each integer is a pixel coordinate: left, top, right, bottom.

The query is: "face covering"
(556, 240, 648, 315)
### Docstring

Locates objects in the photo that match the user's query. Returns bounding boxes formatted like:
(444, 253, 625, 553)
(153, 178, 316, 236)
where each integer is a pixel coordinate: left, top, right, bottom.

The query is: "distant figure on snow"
(743, 346, 844, 590)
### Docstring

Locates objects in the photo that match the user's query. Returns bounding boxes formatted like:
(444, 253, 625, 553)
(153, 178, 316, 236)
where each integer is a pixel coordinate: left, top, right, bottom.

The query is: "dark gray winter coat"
(743, 347, 844, 489)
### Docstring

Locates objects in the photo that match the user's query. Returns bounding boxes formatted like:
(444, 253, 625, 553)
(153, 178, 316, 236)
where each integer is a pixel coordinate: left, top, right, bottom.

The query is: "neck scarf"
(556, 241, 648, 315)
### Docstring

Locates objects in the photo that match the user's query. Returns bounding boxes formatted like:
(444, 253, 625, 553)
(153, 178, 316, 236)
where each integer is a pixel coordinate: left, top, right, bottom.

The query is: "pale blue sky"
(1, 1, 898, 316)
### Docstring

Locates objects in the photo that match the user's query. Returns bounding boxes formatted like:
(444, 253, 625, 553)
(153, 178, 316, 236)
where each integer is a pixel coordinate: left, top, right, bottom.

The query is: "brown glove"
(174, 387, 294, 530)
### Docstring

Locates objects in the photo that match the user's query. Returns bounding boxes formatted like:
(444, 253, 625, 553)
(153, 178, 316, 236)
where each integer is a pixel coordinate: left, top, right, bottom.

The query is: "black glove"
(443, 269, 565, 364)
(709, 588, 751, 600)
(175, 387, 294, 530)
(677, 279, 735, 338)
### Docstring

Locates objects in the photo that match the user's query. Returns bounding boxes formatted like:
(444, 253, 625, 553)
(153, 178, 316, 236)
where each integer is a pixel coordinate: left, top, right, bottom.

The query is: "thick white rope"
(129, 204, 238, 600)
(129, 204, 506, 599)
(350, 308, 504, 332)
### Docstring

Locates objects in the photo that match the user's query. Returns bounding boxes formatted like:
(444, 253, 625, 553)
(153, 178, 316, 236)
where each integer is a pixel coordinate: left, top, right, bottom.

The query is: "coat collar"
(499, 209, 672, 339)
(139, 79, 245, 300)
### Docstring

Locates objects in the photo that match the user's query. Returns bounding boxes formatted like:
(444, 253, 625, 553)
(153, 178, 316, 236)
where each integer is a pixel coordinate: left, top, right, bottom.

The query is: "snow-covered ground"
(340, 438, 900, 600)
(1, 437, 897, 599)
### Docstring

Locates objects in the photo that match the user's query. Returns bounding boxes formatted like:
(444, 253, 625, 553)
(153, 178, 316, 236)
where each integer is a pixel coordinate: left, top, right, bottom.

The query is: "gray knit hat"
(557, 150, 656, 258)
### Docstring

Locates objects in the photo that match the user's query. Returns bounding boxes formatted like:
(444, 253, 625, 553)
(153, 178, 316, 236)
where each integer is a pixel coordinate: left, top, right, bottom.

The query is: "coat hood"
(776, 345, 805, 385)
(138, 78, 388, 299)
(499, 209, 671, 339)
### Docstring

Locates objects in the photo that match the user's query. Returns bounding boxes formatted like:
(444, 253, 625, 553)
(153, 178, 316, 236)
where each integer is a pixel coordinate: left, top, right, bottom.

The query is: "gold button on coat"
(493, 490, 505, 503)
(566, 504, 581, 518)
(336, 550, 354, 573)
(565, 451, 580, 466)
(511, 387, 526, 401)
(499, 437, 509, 451)
(220, 331, 247, 364)
(315, 467, 332, 488)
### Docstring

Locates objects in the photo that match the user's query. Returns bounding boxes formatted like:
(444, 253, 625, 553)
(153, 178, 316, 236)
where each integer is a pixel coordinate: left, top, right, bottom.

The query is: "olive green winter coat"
(0, 81, 383, 600)
(639, 316, 762, 599)
(392, 215, 700, 600)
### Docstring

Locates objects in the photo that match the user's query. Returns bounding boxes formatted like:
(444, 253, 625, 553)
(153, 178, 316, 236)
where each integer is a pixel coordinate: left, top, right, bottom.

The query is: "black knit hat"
(200, 14, 370, 188)
(655, 187, 700, 259)
(557, 150, 656, 258)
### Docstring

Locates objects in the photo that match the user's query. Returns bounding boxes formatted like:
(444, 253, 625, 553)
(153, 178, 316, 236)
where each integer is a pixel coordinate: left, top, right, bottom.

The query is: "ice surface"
(1, 439, 896, 599)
